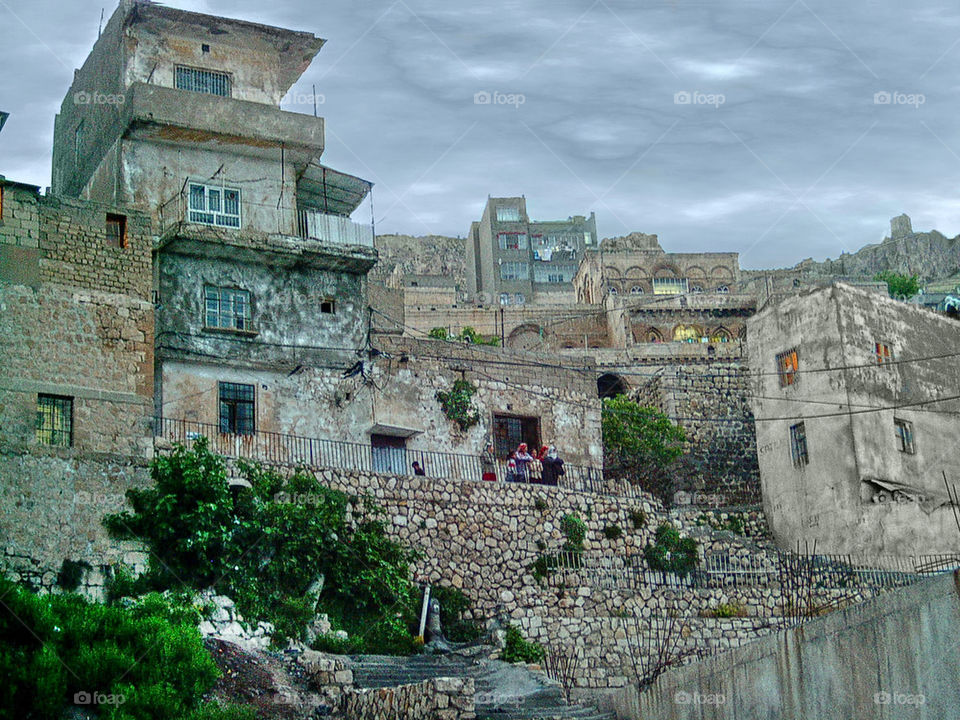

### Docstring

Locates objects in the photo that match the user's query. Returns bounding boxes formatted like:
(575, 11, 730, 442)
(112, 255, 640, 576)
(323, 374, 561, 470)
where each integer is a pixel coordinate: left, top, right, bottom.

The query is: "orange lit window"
(776, 348, 799, 387)
(875, 342, 893, 364)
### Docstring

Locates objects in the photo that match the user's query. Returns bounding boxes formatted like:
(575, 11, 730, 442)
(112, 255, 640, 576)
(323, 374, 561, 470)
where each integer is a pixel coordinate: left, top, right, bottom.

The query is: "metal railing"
(296, 208, 374, 248)
(154, 417, 623, 496)
(544, 549, 960, 592)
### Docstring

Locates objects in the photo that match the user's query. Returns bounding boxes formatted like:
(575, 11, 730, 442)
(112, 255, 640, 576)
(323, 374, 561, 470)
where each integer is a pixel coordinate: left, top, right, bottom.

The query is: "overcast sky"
(2, 0, 960, 268)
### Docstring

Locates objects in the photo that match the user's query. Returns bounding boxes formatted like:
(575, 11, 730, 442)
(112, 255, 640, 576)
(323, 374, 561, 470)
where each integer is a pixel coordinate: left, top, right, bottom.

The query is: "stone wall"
(0, 449, 150, 599)
(371, 233, 468, 289)
(337, 677, 476, 720)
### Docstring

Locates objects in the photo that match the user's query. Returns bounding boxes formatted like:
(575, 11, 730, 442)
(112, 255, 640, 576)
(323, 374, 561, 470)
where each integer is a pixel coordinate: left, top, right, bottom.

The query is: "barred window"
(219, 382, 255, 435)
(500, 261, 529, 280)
(205, 286, 251, 331)
(776, 348, 799, 387)
(188, 183, 241, 228)
(894, 418, 915, 454)
(175, 66, 231, 97)
(498, 232, 528, 250)
(496, 206, 520, 222)
(790, 422, 808, 468)
(37, 395, 72, 446)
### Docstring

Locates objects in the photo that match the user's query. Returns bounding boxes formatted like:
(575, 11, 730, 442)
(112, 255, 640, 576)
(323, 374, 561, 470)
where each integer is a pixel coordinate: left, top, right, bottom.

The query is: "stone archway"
(597, 373, 628, 399)
(507, 323, 547, 351)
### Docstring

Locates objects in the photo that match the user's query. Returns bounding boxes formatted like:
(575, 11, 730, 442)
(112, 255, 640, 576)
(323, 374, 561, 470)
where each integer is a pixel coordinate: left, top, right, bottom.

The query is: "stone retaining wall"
(337, 677, 476, 720)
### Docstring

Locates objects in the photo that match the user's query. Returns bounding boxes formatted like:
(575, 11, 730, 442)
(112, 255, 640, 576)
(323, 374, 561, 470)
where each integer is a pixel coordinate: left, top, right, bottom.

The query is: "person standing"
(506, 451, 518, 483)
(481, 443, 497, 482)
(528, 450, 544, 483)
(515, 443, 534, 483)
(412, 461, 426, 476)
(543, 445, 564, 486)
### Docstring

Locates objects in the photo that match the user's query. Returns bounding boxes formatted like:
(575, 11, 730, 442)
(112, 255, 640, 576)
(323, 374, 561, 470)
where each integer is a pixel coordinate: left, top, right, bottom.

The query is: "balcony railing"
(297, 209, 374, 248)
(155, 417, 633, 497)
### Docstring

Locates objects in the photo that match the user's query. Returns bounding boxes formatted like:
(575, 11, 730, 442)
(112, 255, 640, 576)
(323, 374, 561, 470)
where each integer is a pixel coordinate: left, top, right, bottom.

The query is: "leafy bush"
(501, 624, 545, 664)
(628, 509, 647, 529)
(603, 524, 623, 540)
(0, 578, 254, 720)
(104, 438, 419, 653)
(706, 602, 747, 618)
(426, 585, 484, 643)
(56, 559, 90, 592)
(435, 379, 481, 431)
(560, 514, 586, 552)
(312, 632, 365, 655)
(534, 497, 548, 512)
(643, 523, 700, 577)
(428, 326, 500, 346)
(875, 271, 920, 300)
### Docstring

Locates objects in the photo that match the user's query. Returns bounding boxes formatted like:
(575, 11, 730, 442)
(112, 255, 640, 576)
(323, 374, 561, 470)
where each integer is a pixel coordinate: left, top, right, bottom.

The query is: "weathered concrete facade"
(748, 283, 960, 555)
(466, 196, 597, 302)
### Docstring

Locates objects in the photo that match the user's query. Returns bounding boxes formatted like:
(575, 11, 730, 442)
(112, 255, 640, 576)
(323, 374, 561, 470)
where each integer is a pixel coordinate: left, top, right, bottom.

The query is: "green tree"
(875, 271, 920, 300)
(601, 396, 686, 500)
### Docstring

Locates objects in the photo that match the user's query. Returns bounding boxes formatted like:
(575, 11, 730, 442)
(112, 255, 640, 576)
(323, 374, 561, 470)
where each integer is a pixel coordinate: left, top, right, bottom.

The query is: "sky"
(2, 0, 960, 269)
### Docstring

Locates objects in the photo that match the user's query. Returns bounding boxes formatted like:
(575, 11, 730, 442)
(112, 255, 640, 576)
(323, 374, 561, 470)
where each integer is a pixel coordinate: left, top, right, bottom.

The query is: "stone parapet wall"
(337, 677, 475, 720)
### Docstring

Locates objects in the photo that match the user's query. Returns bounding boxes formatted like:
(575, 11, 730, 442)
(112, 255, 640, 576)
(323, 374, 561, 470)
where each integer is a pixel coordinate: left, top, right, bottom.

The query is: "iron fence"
(154, 417, 624, 496)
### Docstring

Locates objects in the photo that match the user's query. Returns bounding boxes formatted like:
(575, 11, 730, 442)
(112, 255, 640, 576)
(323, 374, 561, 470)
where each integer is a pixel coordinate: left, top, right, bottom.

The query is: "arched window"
(711, 327, 732, 343)
(673, 324, 703, 342)
(499, 293, 511, 305)
(690, 286, 704, 294)
(716, 285, 729, 294)
(645, 329, 663, 343)
(515, 293, 525, 305)
(630, 286, 644, 294)
(608, 285, 619, 295)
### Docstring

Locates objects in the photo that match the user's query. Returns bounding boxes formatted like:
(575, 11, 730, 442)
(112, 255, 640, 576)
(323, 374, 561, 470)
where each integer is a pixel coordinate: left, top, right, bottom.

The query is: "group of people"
(481, 442, 565, 485)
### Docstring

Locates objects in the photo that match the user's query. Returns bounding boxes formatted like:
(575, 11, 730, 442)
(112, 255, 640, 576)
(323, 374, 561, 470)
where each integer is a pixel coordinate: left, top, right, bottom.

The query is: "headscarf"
(518, 443, 528, 453)
(546, 445, 559, 460)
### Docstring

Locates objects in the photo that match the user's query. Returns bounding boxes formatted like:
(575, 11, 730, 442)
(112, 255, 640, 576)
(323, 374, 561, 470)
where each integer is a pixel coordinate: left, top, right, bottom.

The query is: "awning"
(366, 423, 422, 438)
(297, 162, 373, 217)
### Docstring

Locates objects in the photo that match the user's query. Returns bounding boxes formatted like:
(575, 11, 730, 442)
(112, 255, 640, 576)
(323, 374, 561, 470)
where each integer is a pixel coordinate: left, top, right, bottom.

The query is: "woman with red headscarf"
(515, 443, 534, 483)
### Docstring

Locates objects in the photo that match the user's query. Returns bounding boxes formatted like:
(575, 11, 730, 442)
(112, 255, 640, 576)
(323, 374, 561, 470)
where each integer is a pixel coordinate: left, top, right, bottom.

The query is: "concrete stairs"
(347, 651, 614, 720)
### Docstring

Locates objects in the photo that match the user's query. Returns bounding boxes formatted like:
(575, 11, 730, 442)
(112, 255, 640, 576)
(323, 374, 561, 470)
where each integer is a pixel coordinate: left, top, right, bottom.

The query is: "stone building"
(0, 176, 155, 591)
(748, 282, 960, 555)
(466, 196, 597, 304)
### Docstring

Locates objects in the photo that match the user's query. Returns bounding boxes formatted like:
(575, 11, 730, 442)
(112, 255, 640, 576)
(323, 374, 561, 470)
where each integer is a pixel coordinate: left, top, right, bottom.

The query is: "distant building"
(466, 196, 597, 304)
(748, 282, 960, 556)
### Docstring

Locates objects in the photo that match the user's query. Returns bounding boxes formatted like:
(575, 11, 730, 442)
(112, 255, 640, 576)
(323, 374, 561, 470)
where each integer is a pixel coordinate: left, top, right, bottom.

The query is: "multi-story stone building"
(748, 282, 960, 555)
(466, 196, 597, 304)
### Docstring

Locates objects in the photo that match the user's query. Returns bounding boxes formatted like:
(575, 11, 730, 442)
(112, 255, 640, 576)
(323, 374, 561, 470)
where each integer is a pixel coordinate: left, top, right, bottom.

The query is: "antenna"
(312, 84, 317, 117)
(98, 8, 105, 38)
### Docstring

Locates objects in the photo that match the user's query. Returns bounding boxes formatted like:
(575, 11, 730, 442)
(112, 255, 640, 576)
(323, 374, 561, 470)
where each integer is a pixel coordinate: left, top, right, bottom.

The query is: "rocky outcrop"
(372, 234, 468, 286)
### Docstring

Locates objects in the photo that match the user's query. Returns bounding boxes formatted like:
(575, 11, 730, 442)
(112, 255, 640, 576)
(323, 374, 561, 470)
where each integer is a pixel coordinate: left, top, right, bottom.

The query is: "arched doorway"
(597, 373, 628, 399)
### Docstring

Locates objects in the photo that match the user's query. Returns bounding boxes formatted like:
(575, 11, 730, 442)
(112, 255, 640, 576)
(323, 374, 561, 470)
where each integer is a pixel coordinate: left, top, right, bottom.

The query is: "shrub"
(435, 379, 481, 431)
(104, 439, 419, 654)
(628, 509, 647, 529)
(560, 514, 586, 552)
(603, 524, 623, 540)
(0, 578, 254, 720)
(501, 624, 545, 664)
(707, 602, 747, 618)
(56, 559, 90, 592)
(643, 523, 700, 577)
(534, 497, 548, 512)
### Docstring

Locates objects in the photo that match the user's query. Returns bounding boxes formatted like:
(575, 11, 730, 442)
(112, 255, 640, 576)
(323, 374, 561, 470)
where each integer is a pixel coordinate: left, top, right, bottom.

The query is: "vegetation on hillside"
(875, 271, 920, 300)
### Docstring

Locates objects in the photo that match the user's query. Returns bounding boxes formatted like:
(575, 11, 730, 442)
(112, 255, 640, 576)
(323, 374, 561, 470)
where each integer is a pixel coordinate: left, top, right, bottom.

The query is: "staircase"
(347, 652, 615, 720)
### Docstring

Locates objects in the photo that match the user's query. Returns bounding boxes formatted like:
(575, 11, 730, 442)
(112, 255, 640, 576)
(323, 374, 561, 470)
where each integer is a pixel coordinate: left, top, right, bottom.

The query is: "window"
(584, 231, 593, 245)
(653, 277, 689, 295)
(498, 232, 528, 250)
(776, 348, 799, 387)
(500, 261, 529, 280)
(496, 206, 520, 222)
(790, 422, 808, 468)
(205, 286, 251, 331)
(716, 285, 730, 294)
(219, 382, 255, 435)
(371, 434, 408, 475)
(690, 285, 704, 293)
(201, 43, 210, 53)
(894, 418, 915, 454)
(608, 285, 618, 294)
(493, 414, 541, 460)
(630, 286, 644, 294)
(534, 265, 576, 283)
(499, 293, 512, 306)
(320, 297, 335, 314)
(105, 213, 127, 248)
(175, 66, 231, 97)
(75, 121, 83, 165)
(875, 342, 894, 365)
(515, 293, 525, 305)
(188, 182, 240, 228)
(37, 395, 72, 446)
